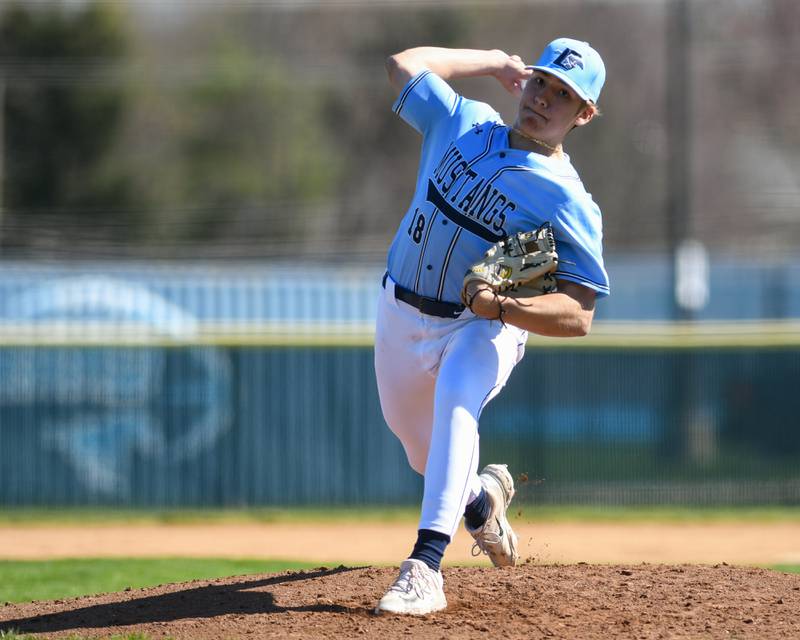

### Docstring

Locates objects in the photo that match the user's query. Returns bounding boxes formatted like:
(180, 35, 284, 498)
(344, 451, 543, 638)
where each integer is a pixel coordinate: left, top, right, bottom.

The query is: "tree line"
(0, 0, 797, 260)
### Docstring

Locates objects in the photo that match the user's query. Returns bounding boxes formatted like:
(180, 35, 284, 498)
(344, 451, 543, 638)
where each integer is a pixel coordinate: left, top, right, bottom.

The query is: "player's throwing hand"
(491, 51, 534, 96)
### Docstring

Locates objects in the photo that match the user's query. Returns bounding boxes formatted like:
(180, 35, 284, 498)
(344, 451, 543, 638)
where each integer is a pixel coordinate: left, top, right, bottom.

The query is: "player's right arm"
(465, 279, 597, 337)
(385, 47, 532, 97)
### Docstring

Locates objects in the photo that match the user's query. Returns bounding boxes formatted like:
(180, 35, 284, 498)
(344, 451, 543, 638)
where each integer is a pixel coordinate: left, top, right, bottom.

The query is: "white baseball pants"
(374, 274, 527, 538)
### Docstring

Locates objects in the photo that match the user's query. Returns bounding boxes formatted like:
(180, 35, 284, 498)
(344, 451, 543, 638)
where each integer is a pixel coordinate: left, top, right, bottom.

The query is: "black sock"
(409, 529, 450, 572)
(463, 487, 492, 530)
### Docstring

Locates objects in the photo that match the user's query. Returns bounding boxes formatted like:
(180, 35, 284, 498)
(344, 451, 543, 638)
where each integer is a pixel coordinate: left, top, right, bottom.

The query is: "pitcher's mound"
(2, 563, 799, 639)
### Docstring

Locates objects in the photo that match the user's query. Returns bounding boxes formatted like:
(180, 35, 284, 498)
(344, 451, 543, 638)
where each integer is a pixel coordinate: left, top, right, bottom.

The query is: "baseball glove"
(461, 222, 559, 308)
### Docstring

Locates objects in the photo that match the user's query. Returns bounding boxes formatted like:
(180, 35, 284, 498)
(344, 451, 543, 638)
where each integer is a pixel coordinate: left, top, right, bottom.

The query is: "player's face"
(515, 71, 595, 144)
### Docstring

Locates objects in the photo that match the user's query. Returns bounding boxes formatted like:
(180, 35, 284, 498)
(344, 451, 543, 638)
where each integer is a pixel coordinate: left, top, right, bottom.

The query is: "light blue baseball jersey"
(387, 70, 609, 303)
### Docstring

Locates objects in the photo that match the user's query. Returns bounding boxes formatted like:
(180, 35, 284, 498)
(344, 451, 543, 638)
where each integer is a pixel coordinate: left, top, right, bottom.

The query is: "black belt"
(382, 272, 465, 319)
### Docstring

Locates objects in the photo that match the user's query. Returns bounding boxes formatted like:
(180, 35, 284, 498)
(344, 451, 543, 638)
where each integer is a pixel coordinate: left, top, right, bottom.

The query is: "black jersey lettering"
(457, 178, 485, 212)
(440, 160, 469, 194)
(449, 168, 478, 203)
(481, 194, 507, 225)
(494, 201, 515, 232)
(427, 180, 505, 242)
(466, 183, 500, 221)
(433, 146, 462, 184)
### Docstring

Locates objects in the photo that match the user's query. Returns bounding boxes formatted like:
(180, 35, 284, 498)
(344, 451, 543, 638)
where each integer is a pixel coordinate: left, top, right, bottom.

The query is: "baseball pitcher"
(374, 38, 609, 615)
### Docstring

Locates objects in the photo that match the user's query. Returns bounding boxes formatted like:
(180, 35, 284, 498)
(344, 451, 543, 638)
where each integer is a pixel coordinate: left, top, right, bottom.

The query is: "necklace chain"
(510, 127, 559, 153)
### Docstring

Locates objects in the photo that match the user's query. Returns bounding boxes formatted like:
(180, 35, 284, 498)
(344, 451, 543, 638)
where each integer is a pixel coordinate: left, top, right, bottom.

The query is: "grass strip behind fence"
(1, 505, 800, 526)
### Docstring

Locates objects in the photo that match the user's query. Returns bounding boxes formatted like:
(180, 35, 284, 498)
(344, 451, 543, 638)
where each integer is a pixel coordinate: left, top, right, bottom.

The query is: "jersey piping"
(413, 208, 439, 291)
(554, 269, 610, 293)
(465, 124, 504, 168)
(437, 227, 463, 301)
(394, 70, 434, 116)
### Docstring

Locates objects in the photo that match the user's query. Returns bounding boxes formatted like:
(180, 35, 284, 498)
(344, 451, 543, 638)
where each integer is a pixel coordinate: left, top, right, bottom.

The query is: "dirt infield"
(3, 521, 800, 638)
(3, 520, 800, 565)
(2, 563, 800, 639)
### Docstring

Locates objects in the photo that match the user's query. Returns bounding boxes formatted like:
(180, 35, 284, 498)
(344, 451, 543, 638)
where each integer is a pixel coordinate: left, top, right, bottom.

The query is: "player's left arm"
(465, 279, 596, 337)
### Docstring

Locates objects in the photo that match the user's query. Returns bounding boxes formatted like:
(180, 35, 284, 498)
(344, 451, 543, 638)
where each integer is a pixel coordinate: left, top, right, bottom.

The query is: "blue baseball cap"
(530, 37, 606, 103)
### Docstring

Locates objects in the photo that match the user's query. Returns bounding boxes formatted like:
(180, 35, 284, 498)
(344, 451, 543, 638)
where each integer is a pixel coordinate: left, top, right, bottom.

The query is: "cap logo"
(553, 48, 584, 71)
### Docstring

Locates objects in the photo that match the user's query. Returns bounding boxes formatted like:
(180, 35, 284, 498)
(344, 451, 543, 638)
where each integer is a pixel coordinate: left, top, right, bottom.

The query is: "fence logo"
(553, 48, 584, 71)
(0, 276, 232, 499)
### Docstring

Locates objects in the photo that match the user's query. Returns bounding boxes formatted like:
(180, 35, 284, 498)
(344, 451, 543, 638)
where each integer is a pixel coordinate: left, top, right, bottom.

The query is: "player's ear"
(573, 103, 598, 128)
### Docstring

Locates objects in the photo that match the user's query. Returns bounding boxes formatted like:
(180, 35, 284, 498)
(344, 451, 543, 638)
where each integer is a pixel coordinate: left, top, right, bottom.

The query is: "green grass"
(0, 557, 319, 604)
(771, 565, 800, 575)
(509, 505, 800, 523)
(2, 505, 800, 526)
(0, 507, 420, 525)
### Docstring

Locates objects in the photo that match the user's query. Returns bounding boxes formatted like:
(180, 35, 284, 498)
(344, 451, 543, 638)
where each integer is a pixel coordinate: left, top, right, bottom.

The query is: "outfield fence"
(1, 261, 799, 507)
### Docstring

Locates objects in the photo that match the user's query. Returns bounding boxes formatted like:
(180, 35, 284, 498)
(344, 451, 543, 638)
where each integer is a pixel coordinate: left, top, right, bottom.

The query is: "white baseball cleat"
(466, 463, 520, 567)
(374, 559, 447, 615)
